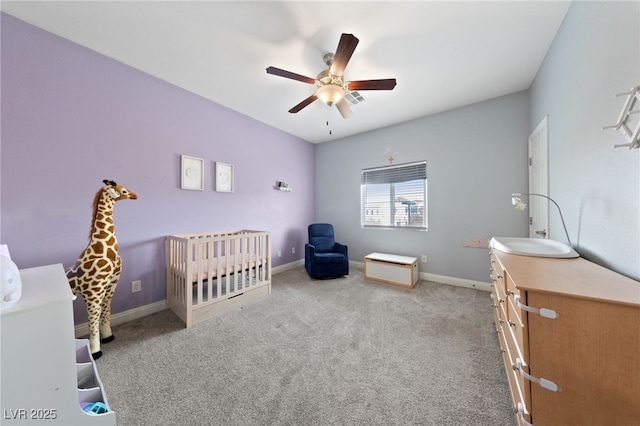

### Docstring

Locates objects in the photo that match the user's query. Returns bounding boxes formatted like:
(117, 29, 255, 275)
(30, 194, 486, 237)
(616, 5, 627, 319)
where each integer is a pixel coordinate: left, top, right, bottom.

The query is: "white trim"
(75, 260, 302, 337)
(352, 260, 491, 292)
(74, 259, 489, 335)
(350, 260, 366, 270)
(272, 258, 305, 274)
(421, 272, 492, 292)
(74, 300, 166, 338)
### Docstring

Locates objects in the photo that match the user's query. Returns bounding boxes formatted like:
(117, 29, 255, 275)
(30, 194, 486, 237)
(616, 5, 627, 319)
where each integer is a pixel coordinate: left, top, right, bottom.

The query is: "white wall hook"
(603, 85, 640, 149)
(276, 181, 292, 192)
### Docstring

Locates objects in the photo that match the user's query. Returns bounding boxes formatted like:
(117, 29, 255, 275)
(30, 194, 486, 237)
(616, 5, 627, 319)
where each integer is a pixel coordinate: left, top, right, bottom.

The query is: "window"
(361, 161, 427, 230)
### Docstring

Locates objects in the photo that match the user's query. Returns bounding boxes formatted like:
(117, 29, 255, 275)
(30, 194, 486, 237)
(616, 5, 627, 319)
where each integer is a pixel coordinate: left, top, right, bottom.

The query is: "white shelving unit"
(0, 264, 116, 425)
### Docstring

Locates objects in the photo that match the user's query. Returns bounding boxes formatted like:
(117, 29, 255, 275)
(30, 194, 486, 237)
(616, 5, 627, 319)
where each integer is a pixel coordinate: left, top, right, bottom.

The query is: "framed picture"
(215, 162, 234, 193)
(181, 155, 204, 191)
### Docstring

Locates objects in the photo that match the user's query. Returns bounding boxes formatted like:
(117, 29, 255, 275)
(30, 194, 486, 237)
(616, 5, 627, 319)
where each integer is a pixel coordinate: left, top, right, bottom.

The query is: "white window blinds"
(361, 161, 427, 230)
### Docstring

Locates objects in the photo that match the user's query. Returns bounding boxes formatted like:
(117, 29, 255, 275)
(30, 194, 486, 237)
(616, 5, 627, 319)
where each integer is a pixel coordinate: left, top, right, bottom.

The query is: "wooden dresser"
(489, 249, 640, 425)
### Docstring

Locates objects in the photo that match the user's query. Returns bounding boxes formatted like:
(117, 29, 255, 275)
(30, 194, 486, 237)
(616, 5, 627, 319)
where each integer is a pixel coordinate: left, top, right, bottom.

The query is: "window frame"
(360, 160, 428, 231)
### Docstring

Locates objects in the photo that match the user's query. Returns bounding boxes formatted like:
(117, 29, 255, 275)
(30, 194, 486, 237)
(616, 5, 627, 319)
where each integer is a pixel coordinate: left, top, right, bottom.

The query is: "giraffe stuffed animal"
(66, 180, 137, 359)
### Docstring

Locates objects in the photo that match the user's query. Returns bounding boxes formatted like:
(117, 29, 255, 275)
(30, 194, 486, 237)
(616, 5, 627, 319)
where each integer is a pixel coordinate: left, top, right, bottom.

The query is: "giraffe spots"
(91, 242, 105, 255)
(106, 250, 117, 262)
(66, 262, 84, 278)
(94, 229, 111, 240)
(67, 269, 84, 279)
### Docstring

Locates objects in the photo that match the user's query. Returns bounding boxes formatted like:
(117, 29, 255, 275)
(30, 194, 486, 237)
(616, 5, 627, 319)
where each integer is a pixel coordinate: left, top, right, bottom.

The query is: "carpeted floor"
(95, 266, 515, 425)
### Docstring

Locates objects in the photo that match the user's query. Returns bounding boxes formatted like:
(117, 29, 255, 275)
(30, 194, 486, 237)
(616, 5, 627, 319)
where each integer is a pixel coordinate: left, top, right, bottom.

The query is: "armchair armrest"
(305, 243, 316, 256)
(333, 242, 348, 256)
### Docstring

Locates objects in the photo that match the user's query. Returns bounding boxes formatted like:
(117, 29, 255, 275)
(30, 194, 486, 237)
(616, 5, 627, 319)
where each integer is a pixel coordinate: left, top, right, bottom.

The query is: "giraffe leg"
(100, 260, 121, 344)
(99, 283, 117, 344)
(83, 295, 105, 359)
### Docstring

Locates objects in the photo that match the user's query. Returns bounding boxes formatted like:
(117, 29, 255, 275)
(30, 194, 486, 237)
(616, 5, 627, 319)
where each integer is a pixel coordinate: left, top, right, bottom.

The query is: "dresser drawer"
(489, 253, 505, 291)
(491, 291, 502, 330)
(503, 320, 531, 412)
(505, 273, 529, 357)
(497, 325, 532, 425)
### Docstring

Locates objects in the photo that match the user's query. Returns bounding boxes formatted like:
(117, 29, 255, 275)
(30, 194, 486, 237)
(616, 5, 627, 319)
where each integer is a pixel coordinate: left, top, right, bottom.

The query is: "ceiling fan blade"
(347, 79, 397, 91)
(266, 66, 316, 85)
(289, 94, 318, 113)
(335, 98, 353, 119)
(329, 33, 359, 76)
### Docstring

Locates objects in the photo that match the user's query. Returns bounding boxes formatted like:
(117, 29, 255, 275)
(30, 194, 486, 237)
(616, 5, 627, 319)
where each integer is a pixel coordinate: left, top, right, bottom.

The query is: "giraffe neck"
(87, 190, 118, 254)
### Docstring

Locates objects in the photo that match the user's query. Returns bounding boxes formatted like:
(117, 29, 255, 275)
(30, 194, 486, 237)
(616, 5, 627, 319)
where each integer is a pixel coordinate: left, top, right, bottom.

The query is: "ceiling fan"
(266, 33, 397, 119)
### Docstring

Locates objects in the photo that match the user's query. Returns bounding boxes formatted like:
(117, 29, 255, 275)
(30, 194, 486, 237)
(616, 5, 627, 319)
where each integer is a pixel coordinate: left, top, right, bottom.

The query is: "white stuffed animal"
(0, 254, 22, 310)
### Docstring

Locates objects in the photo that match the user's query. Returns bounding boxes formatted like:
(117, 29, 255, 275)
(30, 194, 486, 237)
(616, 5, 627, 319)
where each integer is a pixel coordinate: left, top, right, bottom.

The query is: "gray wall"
(316, 91, 530, 283)
(529, 1, 639, 280)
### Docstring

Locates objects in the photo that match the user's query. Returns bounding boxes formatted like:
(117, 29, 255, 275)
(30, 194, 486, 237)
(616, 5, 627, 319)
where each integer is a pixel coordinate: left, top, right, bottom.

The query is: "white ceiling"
(1, 1, 571, 144)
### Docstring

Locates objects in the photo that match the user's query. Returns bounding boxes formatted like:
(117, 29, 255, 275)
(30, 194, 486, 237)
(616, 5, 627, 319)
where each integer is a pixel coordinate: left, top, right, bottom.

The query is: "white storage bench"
(364, 253, 419, 288)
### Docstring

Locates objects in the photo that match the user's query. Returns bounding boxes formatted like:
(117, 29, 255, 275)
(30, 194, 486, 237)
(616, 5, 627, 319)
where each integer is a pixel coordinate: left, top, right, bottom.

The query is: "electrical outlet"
(277, 250, 282, 257)
(421, 255, 428, 263)
(132, 280, 142, 293)
(292, 247, 295, 254)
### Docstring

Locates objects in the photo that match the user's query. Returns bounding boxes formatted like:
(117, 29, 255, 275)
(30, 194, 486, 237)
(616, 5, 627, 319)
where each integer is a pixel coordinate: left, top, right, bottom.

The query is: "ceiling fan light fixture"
(317, 84, 344, 106)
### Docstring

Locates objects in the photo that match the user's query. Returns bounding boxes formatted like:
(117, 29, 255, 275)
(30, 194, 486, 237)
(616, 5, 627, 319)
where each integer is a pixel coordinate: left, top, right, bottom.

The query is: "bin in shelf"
(74, 339, 113, 418)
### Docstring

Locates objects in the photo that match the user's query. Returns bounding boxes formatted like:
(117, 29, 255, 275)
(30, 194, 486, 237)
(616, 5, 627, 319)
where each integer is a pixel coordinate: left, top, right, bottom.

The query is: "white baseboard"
(272, 259, 305, 274)
(420, 272, 492, 292)
(74, 259, 490, 335)
(352, 260, 491, 292)
(75, 260, 303, 336)
(74, 300, 166, 338)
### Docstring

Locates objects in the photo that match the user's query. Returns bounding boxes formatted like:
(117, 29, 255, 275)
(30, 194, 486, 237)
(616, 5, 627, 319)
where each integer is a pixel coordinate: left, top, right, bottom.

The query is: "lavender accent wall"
(0, 14, 315, 323)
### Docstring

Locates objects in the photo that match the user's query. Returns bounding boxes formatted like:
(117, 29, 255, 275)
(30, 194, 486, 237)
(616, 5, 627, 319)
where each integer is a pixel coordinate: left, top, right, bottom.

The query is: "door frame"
(528, 115, 549, 239)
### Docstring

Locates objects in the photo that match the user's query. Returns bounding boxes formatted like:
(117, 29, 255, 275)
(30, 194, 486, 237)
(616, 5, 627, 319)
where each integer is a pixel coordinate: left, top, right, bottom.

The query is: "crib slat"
(234, 234, 240, 292)
(215, 239, 222, 299)
(195, 241, 201, 305)
(184, 237, 193, 327)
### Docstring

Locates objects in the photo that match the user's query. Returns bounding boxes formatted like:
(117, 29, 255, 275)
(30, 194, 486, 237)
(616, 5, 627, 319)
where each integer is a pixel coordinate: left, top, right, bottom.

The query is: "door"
(528, 116, 549, 239)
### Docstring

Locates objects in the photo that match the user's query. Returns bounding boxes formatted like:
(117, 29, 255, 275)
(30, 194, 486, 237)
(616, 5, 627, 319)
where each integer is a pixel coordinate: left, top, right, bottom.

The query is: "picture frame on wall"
(181, 155, 204, 191)
(215, 162, 234, 193)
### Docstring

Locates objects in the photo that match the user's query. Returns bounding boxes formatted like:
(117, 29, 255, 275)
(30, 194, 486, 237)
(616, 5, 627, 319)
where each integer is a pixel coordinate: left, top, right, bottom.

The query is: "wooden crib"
(166, 230, 271, 327)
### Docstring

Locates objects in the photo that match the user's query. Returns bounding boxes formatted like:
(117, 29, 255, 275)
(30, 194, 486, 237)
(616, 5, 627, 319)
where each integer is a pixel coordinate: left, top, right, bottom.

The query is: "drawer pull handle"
(514, 358, 561, 392)
(514, 295, 558, 319)
(516, 403, 534, 426)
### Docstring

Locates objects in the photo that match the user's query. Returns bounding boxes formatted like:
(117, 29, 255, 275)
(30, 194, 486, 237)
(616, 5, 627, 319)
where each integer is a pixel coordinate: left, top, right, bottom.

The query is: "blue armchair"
(305, 223, 349, 279)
